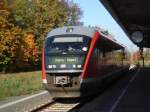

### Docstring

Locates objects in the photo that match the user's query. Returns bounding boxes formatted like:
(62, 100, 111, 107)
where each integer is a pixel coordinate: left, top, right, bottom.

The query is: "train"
(42, 26, 129, 98)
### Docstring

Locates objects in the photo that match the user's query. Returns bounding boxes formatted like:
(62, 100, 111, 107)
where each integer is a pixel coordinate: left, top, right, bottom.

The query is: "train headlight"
(82, 47, 88, 51)
(48, 65, 53, 69)
(73, 64, 76, 68)
(77, 65, 82, 68)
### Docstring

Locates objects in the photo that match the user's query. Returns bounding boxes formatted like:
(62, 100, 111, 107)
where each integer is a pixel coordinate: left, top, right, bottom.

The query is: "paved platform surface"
(79, 67, 150, 112)
(0, 90, 52, 112)
(115, 67, 150, 112)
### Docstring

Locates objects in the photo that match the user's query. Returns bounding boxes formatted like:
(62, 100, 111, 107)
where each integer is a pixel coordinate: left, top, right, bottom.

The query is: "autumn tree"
(143, 48, 150, 61)
(0, 0, 23, 72)
(115, 52, 124, 61)
(11, 0, 72, 50)
(21, 32, 39, 66)
(0, 0, 83, 72)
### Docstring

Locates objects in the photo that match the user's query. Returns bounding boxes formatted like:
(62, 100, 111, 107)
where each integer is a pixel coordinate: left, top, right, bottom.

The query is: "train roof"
(100, 33, 124, 50)
(46, 26, 124, 50)
(46, 26, 96, 38)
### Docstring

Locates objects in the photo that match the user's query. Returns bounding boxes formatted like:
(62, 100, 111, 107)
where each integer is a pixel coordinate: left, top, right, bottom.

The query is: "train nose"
(44, 72, 82, 98)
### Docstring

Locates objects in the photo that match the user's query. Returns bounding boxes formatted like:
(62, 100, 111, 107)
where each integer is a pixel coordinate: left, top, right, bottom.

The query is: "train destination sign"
(51, 57, 79, 64)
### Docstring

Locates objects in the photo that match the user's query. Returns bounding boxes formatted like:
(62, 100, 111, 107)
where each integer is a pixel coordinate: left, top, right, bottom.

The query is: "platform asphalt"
(115, 67, 150, 112)
(79, 67, 150, 112)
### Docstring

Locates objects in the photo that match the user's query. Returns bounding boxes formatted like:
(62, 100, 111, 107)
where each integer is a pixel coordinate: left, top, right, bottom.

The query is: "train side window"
(96, 43, 103, 60)
(95, 39, 102, 57)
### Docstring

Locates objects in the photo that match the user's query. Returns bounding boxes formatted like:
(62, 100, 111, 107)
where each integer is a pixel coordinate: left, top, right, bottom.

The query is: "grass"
(0, 71, 43, 100)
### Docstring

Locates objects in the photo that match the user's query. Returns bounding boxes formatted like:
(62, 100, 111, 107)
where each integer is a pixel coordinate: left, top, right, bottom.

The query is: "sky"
(73, 0, 139, 53)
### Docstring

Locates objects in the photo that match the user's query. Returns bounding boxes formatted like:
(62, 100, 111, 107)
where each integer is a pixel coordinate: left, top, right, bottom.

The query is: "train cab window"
(45, 35, 91, 54)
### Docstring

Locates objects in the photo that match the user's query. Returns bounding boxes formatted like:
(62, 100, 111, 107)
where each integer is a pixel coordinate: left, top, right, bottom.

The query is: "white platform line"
(109, 68, 140, 112)
(0, 91, 48, 109)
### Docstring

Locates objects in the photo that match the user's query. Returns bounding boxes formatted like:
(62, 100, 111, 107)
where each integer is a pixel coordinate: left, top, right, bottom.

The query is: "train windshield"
(45, 35, 91, 54)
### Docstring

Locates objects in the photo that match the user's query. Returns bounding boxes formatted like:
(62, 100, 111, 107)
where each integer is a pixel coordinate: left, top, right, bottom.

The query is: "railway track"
(31, 99, 80, 112)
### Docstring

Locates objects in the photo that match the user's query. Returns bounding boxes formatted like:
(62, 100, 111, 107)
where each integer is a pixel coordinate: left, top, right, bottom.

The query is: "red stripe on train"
(42, 48, 46, 80)
(81, 31, 100, 79)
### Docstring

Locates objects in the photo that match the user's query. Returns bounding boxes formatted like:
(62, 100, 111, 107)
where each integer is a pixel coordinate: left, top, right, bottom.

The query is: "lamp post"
(139, 47, 144, 67)
(131, 31, 144, 67)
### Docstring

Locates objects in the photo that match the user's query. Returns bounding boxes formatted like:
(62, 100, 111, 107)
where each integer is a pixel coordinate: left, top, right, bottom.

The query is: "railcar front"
(42, 26, 128, 98)
(42, 27, 93, 98)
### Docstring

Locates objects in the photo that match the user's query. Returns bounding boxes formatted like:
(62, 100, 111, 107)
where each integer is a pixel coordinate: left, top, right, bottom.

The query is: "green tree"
(66, 0, 83, 26)
(11, 0, 83, 49)
(11, 0, 71, 50)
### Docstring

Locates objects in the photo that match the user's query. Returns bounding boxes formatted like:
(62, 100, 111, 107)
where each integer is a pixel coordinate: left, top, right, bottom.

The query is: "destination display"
(50, 57, 79, 64)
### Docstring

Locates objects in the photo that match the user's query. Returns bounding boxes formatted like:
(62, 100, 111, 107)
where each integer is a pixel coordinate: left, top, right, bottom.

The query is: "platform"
(79, 67, 150, 112)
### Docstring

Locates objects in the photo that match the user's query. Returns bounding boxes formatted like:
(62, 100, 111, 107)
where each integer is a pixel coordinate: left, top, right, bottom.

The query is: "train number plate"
(55, 76, 69, 85)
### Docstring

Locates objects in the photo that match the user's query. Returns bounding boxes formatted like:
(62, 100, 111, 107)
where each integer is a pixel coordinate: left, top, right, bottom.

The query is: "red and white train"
(42, 26, 129, 98)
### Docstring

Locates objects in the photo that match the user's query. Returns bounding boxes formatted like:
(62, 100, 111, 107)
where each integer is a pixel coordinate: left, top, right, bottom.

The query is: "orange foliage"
(132, 51, 140, 62)
(22, 32, 39, 63)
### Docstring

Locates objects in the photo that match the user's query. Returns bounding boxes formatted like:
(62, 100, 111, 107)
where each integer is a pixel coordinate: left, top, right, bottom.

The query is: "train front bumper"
(43, 83, 81, 98)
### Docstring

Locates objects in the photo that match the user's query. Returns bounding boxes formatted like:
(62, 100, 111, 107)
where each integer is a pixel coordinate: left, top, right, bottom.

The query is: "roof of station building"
(100, 0, 150, 48)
